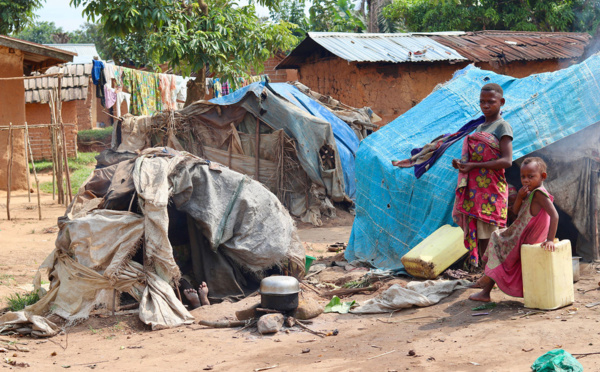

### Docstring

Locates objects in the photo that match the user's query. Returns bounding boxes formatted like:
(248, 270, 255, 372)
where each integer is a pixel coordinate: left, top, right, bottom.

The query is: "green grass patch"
(78, 127, 113, 143)
(6, 291, 40, 311)
(34, 152, 98, 195)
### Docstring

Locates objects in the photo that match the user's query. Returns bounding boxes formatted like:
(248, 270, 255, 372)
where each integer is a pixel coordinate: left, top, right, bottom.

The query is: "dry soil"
(1, 189, 600, 372)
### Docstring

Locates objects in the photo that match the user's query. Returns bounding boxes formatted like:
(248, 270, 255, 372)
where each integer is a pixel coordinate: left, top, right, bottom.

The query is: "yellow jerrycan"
(521, 240, 574, 310)
(401, 225, 467, 279)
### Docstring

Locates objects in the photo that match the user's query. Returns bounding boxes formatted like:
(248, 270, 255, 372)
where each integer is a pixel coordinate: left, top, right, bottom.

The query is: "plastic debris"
(531, 349, 583, 372)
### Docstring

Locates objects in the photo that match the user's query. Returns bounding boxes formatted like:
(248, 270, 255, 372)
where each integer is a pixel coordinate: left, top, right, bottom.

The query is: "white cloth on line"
(115, 91, 131, 117)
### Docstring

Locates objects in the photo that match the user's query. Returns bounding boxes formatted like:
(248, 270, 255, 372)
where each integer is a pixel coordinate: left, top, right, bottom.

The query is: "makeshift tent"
(346, 55, 600, 269)
(0, 148, 305, 334)
(114, 82, 373, 226)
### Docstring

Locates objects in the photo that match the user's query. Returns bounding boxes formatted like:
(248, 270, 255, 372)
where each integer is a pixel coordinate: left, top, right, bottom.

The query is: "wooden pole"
(592, 163, 599, 262)
(255, 117, 260, 181)
(57, 75, 72, 204)
(48, 101, 57, 201)
(228, 135, 233, 169)
(26, 125, 42, 220)
(61, 124, 72, 203)
(278, 130, 284, 201)
(6, 122, 13, 220)
(23, 124, 31, 202)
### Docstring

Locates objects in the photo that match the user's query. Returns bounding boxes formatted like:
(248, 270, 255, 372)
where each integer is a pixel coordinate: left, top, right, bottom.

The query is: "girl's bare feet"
(468, 290, 491, 302)
(468, 275, 494, 302)
(468, 275, 493, 289)
(198, 281, 210, 306)
(184, 288, 202, 309)
(183, 282, 210, 309)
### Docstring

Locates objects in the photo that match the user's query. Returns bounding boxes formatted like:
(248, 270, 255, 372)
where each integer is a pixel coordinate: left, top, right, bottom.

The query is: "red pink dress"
(483, 186, 553, 297)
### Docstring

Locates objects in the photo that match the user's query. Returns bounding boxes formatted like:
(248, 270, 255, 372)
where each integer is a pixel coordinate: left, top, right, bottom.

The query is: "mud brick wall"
(0, 46, 28, 191)
(26, 101, 78, 161)
(262, 55, 298, 83)
(296, 57, 571, 126)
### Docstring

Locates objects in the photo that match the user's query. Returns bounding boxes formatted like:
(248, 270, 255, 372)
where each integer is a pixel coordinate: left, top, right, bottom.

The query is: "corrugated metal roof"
(44, 44, 100, 64)
(304, 32, 467, 63)
(429, 31, 591, 63)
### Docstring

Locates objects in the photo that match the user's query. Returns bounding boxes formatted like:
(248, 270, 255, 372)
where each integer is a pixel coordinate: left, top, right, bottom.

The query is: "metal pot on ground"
(259, 276, 300, 312)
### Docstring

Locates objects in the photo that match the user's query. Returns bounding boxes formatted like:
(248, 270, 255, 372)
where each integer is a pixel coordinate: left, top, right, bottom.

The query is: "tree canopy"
(0, 0, 43, 35)
(71, 0, 299, 104)
(269, 0, 367, 35)
(383, 0, 600, 34)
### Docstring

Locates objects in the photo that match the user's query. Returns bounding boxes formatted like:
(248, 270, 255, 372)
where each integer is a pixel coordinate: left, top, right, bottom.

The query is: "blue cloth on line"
(91, 60, 104, 86)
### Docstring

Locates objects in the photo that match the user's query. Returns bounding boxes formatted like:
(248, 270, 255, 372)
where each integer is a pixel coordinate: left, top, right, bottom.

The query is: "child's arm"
(533, 192, 559, 252)
(457, 136, 513, 173)
(512, 186, 529, 215)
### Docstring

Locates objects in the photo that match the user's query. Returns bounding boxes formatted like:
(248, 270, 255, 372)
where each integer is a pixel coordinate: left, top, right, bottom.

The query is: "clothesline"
(92, 59, 272, 116)
(93, 60, 184, 117)
(206, 75, 270, 98)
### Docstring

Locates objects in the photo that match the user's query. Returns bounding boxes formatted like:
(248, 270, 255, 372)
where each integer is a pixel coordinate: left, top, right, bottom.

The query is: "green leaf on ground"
(324, 296, 356, 314)
(472, 302, 497, 311)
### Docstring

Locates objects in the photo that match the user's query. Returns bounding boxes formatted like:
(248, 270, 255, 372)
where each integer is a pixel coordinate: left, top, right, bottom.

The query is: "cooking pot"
(259, 276, 300, 311)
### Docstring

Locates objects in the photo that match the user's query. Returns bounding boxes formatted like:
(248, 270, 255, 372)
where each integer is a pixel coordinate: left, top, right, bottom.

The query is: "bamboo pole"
(228, 135, 233, 169)
(26, 124, 42, 220)
(278, 130, 284, 200)
(6, 123, 13, 220)
(592, 164, 599, 261)
(0, 73, 62, 81)
(0, 123, 76, 130)
(57, 75, 72, 204)
(23, 124, 31, 202)
(48, 100, 57, 201)
(255, 117, 260, 181)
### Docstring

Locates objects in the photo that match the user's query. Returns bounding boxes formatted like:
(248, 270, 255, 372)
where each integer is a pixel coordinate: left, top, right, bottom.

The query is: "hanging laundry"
(92, 60, 104, 85)
(104, 63, 115, 87)
(174, 76, 192, 108)
(213, 78, 222, 98)
(222, 81, 230, 96)
(115, 90, 131, 117)
(122, 68, 162, 115)
(159, 74, 177, 110)
(104, 85, 117, 109)
(92, 60, 107, 107)
(205, 78, 213, 95)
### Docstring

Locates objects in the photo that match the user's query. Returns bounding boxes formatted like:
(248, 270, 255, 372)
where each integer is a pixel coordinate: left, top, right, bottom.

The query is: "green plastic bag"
(323, 296, 356, 314)
(531, 349, 583, 372)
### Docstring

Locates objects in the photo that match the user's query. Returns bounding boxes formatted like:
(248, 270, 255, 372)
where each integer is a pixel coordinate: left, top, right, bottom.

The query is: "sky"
(36, 0, 88, 31)
(36, 0, 271, 32)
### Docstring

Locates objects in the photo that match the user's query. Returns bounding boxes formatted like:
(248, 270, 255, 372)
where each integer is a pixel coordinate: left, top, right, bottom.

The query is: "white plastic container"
(521, 240, 574, 310)
(401, 225, 467, 279)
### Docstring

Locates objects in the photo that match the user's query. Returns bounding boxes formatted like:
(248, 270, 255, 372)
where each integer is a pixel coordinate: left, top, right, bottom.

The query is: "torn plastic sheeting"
(351, 280, 469, 314)
(268, 83, 359, 200)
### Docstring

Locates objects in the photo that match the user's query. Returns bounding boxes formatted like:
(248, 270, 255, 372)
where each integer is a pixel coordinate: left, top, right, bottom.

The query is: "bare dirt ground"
(1, 188, 600, 371)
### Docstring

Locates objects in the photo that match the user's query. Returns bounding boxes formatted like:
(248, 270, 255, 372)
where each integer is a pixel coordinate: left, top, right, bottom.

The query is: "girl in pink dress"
(469, 157, 559, 302)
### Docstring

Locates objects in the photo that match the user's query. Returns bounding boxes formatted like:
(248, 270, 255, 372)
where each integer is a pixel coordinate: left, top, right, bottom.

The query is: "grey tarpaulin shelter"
(0, 147, 305, 335)
(113, 82, 365, 226)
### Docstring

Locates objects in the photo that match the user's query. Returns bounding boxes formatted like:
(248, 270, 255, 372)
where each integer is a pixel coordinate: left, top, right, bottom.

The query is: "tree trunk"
(184, 67, 207, 107)
(183, 0, 210, 108)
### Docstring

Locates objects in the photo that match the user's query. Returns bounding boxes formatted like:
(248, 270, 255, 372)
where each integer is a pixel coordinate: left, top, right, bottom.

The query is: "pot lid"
(259, 275, 300, 295)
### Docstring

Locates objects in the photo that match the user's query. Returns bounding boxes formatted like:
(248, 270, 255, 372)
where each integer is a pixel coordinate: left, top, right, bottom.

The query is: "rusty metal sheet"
(430, 31, 591, 63)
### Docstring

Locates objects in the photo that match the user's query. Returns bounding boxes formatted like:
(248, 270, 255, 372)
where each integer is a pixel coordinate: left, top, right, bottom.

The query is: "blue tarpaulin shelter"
(346, 55, 600, 269)
(211, 82, 359, 200)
